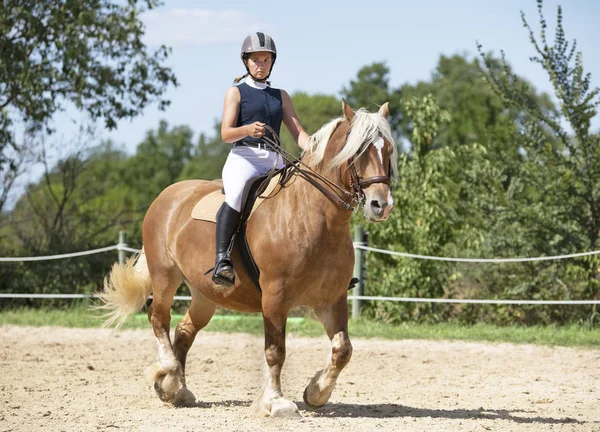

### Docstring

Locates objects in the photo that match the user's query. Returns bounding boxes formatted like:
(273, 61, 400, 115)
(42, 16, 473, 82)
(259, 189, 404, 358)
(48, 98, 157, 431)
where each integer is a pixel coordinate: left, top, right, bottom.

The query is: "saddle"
(192, 167, 293, 291)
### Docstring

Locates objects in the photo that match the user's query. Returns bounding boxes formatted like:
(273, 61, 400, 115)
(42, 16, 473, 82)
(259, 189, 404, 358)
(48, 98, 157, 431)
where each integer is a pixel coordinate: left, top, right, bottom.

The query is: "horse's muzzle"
(366, 198, 393, 221)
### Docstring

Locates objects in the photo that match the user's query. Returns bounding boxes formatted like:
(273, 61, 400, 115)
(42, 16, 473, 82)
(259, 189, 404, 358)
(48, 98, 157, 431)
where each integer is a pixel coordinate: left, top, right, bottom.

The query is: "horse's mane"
(303, 108, 398, 179)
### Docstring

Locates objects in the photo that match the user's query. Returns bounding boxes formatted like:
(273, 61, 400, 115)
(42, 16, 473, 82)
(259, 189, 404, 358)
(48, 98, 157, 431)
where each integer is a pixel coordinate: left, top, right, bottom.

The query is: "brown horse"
(98, 100, 398, 417)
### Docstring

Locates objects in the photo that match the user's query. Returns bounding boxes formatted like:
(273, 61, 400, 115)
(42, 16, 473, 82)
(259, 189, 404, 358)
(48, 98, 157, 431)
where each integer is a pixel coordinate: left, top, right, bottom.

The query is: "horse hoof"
(303, 387, 325, 409)
(173, 387, 196, 407)
(154, 381, 169, 403)
(271, 399, 301, 418)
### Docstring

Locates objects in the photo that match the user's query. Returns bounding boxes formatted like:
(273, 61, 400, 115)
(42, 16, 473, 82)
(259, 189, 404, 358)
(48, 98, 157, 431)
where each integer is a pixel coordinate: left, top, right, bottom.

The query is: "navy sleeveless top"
(235, 82, 283, 147)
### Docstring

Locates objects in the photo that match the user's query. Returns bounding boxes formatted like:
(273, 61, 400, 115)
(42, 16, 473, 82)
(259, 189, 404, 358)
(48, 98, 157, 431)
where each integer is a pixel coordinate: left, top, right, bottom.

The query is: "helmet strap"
(246, 70, 270, 82)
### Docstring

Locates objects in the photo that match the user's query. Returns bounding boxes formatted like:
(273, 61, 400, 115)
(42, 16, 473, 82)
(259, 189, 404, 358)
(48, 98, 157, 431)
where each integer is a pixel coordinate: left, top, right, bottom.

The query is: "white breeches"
(222, 146, 285, 212)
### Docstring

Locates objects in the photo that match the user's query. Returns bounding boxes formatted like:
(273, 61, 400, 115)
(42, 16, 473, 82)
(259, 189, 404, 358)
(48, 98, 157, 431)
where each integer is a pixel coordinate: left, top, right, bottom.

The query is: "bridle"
(260, 124, 391, 212)
(347, 137, 392, 208)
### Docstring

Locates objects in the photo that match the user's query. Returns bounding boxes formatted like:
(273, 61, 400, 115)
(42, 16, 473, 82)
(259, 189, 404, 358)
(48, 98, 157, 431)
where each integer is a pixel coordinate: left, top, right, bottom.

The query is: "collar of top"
(245, 75, 269, 90)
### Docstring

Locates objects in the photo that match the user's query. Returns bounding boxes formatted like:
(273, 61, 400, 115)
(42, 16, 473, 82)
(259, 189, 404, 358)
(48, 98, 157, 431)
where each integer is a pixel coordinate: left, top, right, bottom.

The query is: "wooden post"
(118, 230, 127, 265)
(352, 226, 367, 319)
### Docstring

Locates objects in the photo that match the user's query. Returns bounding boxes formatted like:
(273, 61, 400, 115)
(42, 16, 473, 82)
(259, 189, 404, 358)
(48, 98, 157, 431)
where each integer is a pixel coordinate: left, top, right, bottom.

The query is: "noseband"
(348, 158, 391, 208)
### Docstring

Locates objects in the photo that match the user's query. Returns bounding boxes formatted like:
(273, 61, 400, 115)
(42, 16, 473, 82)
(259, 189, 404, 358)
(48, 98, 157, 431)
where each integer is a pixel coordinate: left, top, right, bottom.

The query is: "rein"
(260, 125, 390, 212)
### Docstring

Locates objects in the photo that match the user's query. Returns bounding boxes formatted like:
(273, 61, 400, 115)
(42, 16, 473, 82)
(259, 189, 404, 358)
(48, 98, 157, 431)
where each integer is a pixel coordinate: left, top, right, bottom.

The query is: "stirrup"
(212, 253, 235, 286)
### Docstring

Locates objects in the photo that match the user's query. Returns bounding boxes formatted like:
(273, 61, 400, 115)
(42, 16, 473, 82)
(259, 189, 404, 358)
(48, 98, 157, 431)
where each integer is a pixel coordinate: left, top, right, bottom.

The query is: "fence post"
(352, 226, 367, 319)
(118, 230, 127, 265)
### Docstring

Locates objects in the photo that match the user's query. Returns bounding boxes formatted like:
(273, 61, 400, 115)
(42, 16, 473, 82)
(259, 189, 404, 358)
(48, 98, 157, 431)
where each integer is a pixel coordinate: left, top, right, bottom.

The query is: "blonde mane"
(303, 108, 398, 179)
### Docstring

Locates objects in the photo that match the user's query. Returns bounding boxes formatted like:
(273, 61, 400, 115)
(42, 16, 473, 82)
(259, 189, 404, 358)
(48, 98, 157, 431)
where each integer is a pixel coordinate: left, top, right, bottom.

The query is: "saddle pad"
(191, 174, 282, 223)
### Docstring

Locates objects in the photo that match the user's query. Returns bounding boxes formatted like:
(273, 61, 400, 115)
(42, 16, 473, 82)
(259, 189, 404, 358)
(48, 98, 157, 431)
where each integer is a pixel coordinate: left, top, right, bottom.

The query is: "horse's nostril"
(370, 200, 388, 215)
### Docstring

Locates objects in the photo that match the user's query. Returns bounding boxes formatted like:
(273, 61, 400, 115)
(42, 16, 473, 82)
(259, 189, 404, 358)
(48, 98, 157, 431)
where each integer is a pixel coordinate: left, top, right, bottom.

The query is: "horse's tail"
(96, 249, 152, 328)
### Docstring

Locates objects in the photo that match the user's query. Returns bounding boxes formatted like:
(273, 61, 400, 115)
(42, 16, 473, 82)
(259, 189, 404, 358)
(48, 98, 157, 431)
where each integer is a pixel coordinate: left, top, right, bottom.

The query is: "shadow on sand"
(299, 402, 585, 425)
(184, 399, 588, 426)
(187, 399, 253, 409)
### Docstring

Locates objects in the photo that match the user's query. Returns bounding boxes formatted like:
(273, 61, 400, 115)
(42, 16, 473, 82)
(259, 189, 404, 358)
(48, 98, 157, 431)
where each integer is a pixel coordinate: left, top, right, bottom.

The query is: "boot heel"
(212, 253, 235, 287)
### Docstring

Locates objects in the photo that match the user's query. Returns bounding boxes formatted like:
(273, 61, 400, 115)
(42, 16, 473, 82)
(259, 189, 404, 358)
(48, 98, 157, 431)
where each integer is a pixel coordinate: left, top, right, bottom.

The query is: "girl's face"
(245, 51, 274, 80)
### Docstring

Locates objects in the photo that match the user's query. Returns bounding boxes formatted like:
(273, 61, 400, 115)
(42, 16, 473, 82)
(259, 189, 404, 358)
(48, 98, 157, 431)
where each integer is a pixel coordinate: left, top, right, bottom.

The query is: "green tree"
(279, 92, 342, 156)
(398, 53, 573, 324)
(356, 95, 492, 323)
(339, 63, 407, 182)
(400, 54, 557, 153)
(0, 0, 177, 169)
(179, 124, 230, 182)
(2, 137, 136, 304)
(123, 120, 195, 208)
(10, 139, 135, 251)
(0, 132, 38, 213)
(478, 0, 600, 319)
(341, 62, 403, 133)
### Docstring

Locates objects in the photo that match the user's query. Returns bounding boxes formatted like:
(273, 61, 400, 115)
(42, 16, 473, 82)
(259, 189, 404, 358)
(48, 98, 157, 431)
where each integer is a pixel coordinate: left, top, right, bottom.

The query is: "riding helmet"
(240, 32, 277, 59)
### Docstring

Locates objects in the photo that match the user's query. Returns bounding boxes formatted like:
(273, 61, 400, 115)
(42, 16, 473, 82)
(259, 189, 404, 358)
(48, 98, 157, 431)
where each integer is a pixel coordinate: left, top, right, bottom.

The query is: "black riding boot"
(212, 202, 240, 287)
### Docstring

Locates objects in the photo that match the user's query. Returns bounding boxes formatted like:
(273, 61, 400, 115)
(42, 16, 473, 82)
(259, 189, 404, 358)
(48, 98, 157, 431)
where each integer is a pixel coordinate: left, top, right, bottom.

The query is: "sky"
(49, 0, 600, 154)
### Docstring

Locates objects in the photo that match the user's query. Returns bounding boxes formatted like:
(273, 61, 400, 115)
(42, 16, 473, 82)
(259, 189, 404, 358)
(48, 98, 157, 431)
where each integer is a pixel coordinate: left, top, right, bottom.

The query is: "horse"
(98, 99, 398, 417)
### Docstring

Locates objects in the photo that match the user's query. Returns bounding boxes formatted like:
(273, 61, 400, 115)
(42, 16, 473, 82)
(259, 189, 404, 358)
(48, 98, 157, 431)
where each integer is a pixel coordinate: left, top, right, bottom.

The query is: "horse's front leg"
(251, 293, 300, 417)
(304, 296, 353, 408)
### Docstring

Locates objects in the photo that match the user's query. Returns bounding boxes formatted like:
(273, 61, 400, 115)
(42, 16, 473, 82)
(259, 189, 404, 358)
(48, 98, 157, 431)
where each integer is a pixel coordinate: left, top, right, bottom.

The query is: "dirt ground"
(0, 325, 598, 432)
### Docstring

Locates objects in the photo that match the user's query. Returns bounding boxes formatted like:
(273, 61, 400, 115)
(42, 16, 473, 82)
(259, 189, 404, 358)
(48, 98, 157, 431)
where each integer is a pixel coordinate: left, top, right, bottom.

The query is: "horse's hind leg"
(303, 297, 353, 408)
(145, 266, 194, 407)
(173, 287, 216, 375)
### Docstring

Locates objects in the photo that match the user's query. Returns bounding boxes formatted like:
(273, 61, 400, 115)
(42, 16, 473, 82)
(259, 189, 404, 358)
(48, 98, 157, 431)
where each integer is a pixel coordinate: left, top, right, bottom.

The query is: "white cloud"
(141, 9, 266, 46)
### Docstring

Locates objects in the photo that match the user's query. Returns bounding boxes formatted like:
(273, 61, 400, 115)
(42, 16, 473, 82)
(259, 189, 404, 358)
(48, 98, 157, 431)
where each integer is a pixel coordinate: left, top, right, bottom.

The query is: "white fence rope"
(0, 245, 123, 262)
(354, 244, 600, 263)
(0, 293, 97, 299)
(1, 292, 598, 305)
(1, 243, 599, 305)
(347, 295, 600, 305)
(117, 245, 142, 254)
(3, 243, 599, 263)
(0, 294, 191, 301)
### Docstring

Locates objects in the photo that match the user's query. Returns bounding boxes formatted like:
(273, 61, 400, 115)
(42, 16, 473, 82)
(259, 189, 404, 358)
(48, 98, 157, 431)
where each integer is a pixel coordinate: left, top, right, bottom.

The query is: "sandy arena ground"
(0, 325, 598, 432)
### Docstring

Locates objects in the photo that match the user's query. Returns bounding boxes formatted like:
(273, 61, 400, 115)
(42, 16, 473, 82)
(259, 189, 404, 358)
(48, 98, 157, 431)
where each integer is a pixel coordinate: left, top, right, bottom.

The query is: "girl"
(213, 32, 310, 287)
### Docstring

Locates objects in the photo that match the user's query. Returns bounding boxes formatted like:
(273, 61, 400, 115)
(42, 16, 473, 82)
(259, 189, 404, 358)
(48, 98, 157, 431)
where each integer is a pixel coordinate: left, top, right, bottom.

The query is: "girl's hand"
(246, 122, 266, 138)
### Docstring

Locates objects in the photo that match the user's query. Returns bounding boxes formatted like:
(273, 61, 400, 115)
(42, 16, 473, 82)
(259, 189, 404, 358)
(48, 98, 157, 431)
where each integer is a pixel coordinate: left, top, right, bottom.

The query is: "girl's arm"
(281, 90, 310, 151)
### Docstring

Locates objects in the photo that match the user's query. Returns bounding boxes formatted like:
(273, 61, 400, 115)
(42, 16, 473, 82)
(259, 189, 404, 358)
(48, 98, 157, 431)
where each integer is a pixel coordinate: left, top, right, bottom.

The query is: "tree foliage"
(477, 0, 600, 318)
(279, 92, 341, 156)
(0, 0, 177, 186)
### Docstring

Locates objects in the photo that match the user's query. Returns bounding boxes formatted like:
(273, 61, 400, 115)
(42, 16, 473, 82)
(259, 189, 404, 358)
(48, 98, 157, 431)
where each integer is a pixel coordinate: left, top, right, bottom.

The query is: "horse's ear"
(378, 102, 389, 119)
(342, 98, 355, 121)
